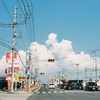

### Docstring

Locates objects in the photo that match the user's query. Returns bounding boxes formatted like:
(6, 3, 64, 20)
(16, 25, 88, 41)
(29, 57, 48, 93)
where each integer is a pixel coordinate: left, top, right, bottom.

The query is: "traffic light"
(48, 59, 55, 62)
(5, 69, 7, 73)
(40, 73, 45, 75)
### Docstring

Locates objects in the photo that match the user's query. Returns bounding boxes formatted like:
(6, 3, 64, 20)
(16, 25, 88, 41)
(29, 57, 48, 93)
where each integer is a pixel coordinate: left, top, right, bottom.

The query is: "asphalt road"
(27, 86, 100, 100)
(0, 86, 100, 100)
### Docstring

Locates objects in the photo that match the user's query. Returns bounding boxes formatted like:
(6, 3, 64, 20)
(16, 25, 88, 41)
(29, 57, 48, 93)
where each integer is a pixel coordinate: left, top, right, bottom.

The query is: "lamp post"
(91, 51, 97, 84)
(76, 64, 80, 83)
(61, 68, 66, 79)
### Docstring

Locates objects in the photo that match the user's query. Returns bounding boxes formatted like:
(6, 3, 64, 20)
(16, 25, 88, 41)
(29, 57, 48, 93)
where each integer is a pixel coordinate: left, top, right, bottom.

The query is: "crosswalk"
(36, 90, 99, 94)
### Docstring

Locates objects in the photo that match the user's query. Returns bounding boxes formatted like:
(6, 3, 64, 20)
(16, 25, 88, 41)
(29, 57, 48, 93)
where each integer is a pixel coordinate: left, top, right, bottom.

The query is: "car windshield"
(77, 83, 82, 86)
(89, 83, 97, 86)
(50, 84, 54, 85)
(66, 84, 72, 86)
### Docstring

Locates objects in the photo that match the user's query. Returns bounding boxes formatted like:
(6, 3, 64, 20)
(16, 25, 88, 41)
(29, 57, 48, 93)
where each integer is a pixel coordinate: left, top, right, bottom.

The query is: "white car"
(49, 83, 55, 89)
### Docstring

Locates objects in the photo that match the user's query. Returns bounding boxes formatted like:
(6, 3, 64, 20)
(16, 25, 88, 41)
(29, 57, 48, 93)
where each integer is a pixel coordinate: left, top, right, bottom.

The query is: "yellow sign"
(15, 73, 19, 82)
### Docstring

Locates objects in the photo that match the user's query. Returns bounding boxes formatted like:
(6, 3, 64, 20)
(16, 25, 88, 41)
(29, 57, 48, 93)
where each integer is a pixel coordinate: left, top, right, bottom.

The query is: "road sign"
(25, 71, 27, 74)
(27, 62, 31, 66)
(27, 66, 30, 69)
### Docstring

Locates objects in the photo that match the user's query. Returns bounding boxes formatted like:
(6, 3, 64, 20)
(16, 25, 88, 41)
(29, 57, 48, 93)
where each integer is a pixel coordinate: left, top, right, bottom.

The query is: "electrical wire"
(0, 38, 13, 43)
(1, 0, 13, 21)
(30, 0, 36, 41)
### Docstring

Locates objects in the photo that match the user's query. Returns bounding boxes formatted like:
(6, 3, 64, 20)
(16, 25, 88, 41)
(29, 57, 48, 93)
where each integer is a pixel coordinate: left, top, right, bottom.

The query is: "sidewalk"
(0, 86, 40, 94)
(8, 86, 40, 94)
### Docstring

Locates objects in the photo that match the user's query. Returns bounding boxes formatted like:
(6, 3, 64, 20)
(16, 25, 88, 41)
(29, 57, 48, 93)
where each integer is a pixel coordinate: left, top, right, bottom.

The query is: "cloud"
(45, 33, 57, 46)
(0, 33, 100, 83)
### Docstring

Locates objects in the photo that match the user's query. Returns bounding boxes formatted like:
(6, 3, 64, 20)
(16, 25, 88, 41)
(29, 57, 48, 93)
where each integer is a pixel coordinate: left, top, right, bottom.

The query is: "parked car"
(49, 83, 55, 89)
(85, 82, 98, 91)
(0, 80, 8, 91)
(60, 84, 65, 89)
(73, 82, 83, 90)
(64, 83, 73, 90)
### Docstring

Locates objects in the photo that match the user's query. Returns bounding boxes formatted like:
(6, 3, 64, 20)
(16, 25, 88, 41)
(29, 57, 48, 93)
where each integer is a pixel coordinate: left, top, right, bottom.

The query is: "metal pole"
(91, 51, 97, 84)
(76, 64, 79, 83)
(25, 45, 28, 91)
(28, 50, 31, 92)
(11, 7, 16, 93)
(95, 52, 97, 84)
(84, 68, 88, 84)
(58, 72, 60, 84)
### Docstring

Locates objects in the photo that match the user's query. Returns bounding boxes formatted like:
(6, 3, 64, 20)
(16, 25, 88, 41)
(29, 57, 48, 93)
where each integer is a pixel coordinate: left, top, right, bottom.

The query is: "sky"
(0, 0, 100, 83)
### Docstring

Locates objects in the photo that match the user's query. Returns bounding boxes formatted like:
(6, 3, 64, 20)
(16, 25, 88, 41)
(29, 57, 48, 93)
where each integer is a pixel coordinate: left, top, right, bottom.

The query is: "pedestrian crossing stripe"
(42, 91, 46, 93)
(36, 91, 99, 94)
(48, 91, 51, 93)
(53, 91, 57, 93)
(59, 91, 63, 93)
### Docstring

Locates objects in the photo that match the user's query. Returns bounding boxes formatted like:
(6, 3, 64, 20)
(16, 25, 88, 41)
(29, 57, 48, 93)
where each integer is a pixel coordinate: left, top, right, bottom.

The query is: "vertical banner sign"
(15, 73, 19, 82)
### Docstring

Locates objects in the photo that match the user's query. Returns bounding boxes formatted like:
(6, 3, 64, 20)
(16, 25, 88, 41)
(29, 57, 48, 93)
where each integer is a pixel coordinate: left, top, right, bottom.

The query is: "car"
(49, 83, 55, 89)
(85, 82, 98, 91)
(0, 79, 8, 91)
(64, 83, 73, 90)
(73, 82, 83, 90)
(60, 84, 65, 89)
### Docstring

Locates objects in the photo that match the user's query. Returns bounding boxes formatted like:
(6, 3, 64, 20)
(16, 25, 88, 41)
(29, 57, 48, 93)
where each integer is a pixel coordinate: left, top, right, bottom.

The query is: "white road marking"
(53, 91, 57, 93)
(36, 92, 40, 93)
(59, 91, 63, 93)
(48, 91, 51, 93)
(42, 91, 46, 93)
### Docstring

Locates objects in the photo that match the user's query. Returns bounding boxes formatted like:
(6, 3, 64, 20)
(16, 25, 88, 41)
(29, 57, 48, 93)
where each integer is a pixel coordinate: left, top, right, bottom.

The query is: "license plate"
(79, 87, 81, 89)
(93, 88, 95, 90)
(69, 87, 71, 89)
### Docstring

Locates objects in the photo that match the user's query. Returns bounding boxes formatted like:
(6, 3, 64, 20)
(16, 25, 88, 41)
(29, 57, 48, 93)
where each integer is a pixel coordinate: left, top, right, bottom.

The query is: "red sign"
(8, 67, 19, 71)
(19, 78, 26, 81)
(56, 77, 59, 80)
(49, 76, 52, 78)
(6, 52, 17, 62)
(8, 60, 19, 71)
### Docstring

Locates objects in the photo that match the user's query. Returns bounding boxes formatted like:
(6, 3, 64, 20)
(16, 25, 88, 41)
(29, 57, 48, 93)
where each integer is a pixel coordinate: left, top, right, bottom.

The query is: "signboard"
(49, 76, 53, 79)
(15, 73, 19, 82)
(7, 60, 19, 71)
(56, 77, 59, 80)
(6, 52, 17, 62)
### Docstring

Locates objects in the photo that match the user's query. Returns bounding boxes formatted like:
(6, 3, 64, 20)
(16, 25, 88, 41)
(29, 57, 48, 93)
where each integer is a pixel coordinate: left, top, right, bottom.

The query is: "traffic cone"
(24, 88, 26, 91)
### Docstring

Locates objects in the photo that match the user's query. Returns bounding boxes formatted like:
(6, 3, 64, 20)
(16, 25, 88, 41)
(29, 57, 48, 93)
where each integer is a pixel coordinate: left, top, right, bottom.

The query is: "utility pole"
(58, 72, 60, 84)
(84, 68, 88, 84)
(28, 49, 31, 92)
(76, 64, 80, 83)
(25, 45, 28, 91)
(61, 68, 66, 79)
(91, 51, 97, 84)
(11, 7, 16, 93)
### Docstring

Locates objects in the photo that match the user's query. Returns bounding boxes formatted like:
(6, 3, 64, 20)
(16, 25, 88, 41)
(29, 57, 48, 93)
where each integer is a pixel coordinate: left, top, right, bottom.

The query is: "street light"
(61, 68, 66, 79)
(76, 64, 80, 83)
(91, 51, 97, 84)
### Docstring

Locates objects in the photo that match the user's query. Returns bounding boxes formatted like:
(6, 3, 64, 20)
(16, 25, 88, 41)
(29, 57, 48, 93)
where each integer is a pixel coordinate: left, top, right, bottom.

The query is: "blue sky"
(0, 0, 100, 56)
(0, 0, 100, 83)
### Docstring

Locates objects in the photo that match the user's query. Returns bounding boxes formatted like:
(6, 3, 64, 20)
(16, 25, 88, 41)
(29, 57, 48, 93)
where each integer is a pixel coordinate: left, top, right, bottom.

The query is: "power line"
(0, 38, 12, 43)
(1, 0, 13, 21)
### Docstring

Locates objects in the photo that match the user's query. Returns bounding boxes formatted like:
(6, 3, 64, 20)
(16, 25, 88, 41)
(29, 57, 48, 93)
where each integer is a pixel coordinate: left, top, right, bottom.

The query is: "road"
(0, 86, 100, 100)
